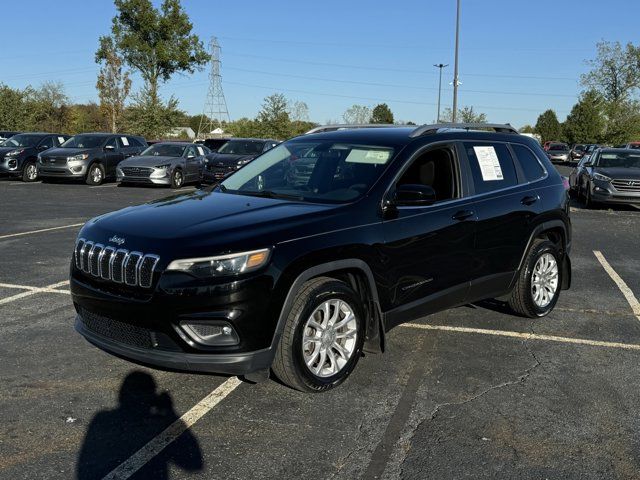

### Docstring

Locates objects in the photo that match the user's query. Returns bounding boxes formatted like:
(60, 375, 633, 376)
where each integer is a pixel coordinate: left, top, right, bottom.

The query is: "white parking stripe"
(0, 280, 70, 305)
(89, 184, 119, 189)
(594, 250, 640, 321)
(0, 223, 83, 240)
(102, 377, 242, 480)
(402, 323, 640, 351)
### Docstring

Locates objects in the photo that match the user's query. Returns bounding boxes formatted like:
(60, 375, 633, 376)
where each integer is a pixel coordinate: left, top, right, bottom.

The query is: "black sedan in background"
(203, 138, 279, 183)
(569, 148, 640, 207)
(38, 133, 147, 185)
(116, 142, 210, 188)
(0, 132, 68, 182)
(546, 143, 570, 164)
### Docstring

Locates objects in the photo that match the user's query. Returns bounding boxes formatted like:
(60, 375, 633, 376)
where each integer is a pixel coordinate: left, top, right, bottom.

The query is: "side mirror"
(583, 162, 593, 167)
(187, 154, 196, 159)
(37, 144, 49, 151)
(104, 145, 115, 151)
(393, 184, 437, 206)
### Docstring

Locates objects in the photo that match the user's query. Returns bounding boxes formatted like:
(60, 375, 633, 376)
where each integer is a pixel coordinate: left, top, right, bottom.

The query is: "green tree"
(581, 41, 640, 103)
(98, 0, 208, 103)
(562, 90, 605, 144)
(67, 103, 107, 134)
(602, 101, 640, 145)
(370, 103, 394, 124)
(124, 87, 184, 139)
(535, 109, 562, 143)
(440, 106, 487, 123)
(0, 84, 29, 130)
(520, 124, 535, 134)
(226, 117, 262, 138)
(257, 93, 291, 139)
(96, 37, 131, 133)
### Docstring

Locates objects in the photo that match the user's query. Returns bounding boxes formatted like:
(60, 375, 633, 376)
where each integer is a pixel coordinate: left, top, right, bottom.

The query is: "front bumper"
(71, 268, 277, 375)
(548, 156, 569, 163)
(203, 165, 235, 183)
(0, 157, 21, 175)
(591, 183, 640, 204)
(117, 175, 171, 185)
(38, 163, 87, 178)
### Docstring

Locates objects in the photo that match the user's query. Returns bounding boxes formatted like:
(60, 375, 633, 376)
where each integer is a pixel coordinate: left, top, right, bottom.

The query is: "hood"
(205, 153, 255, 166)
(42, 147, 96, 157)
(595, 167, 640, 180)
(119, 155, 182, 168)
(78, 190, 352, 263)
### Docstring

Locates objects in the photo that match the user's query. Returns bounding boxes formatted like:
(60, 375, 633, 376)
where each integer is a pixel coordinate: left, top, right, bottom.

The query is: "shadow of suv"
(38, 133, 147, 185)
(71, 123, 571, 392)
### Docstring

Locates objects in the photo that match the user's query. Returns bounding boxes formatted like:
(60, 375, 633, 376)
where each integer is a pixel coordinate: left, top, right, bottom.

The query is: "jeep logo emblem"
(109, 235, 125, 246)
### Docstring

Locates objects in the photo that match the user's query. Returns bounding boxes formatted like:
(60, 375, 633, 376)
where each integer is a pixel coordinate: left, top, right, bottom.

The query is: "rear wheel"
(86, 163, 105, 186)
(272, 277, 365, 392)
(508, 239, 562, 318)
(22, 161, 38, 182)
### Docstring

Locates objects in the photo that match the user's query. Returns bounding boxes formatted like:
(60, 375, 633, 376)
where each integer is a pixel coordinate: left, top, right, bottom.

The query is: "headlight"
(155, 163, 171, 169)
(67, 153, 89, 163)
(150, 164, 171, 178)
(236, 158, 252, 168)
(166, 248, 270, 277)
(593, 173, 611, 182)
(6, 149, 24, 157)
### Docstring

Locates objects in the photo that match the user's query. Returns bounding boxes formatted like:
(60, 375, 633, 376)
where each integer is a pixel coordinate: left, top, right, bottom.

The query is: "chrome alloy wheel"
(174, 170, 183, 187)
(26, 164, 37, 180)
(531, 253, 559, 308)
(91, 166, 103, 183)
(302, 299, 358, 378)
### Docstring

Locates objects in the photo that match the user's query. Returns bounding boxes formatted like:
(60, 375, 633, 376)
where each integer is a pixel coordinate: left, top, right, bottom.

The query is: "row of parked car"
(542, 140, 640, 165)
(0, 130, 279, 188)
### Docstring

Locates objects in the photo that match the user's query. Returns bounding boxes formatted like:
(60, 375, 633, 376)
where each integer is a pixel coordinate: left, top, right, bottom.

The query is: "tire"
(86, 163, 105, 186)
(171, 168, 184, 189)
(272, 277, 365, 392)
(508, 239, 562, 318)
(22, 161, 38, 182)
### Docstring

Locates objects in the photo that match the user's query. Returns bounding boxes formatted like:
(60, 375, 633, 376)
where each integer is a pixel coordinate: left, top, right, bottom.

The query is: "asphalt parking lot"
(1, 165, 640, 480)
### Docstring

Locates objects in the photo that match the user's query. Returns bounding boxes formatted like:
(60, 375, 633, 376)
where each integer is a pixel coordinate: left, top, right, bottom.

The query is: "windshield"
(218, 140, 265, 155)
(2, 134, 42, 147)
(549, 144, 569, 151)
(220, 141, 395, 203)
(574, 145, 585, 151)
(141, 144, 186, 157)
(61, 135, 106, 149)
(629, 144, 640, 150)
(596, 152, 640, 169)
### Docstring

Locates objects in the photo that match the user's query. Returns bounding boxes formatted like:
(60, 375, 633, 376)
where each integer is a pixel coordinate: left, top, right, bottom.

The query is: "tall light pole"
(452, 0, 461, 122)
(434, 63, 448, 122)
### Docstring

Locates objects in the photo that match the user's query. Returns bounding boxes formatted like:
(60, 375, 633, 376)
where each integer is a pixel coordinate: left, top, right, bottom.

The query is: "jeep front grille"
(75, 238, 159, 288)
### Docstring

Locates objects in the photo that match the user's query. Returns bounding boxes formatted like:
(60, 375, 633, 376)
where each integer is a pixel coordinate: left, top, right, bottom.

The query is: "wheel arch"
(270, 259, 385, 357)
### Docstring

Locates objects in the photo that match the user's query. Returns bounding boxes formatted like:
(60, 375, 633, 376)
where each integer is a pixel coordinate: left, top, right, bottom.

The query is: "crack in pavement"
(392, 336, 542, 479)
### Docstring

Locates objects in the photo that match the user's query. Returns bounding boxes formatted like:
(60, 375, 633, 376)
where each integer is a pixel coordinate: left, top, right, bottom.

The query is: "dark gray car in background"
(116, 142, 210, 188)
(0, 132, 69, 182)
(203, 138, 279, 183)
(38, 133, 146, 185)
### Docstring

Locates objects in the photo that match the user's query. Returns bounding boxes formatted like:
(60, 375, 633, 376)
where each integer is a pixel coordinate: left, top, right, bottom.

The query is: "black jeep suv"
(71, 123, 571, 392)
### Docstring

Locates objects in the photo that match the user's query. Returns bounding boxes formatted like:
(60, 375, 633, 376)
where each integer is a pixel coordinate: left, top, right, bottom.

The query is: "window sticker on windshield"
(197, 146, 204, 156)
(120, 136, 129, 146)
(473, 146, 503, 181)
(58, 136, 65, 144)
(345, 149, 391, 164)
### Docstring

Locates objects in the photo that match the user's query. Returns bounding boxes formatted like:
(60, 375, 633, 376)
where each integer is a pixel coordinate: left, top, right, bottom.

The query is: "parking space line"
(594, 250, 640, 321)
(402, 323, 640, 351)
(0, 223, 83, 240)
(89, 184, 119, 189)
(0, 280, 70, 305)
(103, 376, 242, 480)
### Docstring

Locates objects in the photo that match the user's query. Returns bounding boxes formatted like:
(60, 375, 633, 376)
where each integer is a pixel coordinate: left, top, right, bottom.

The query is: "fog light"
(71, 166, 83, 173)
(8, 159, 17, 170)
(178, 321, 239, 346)
(594, 187, 607, 193)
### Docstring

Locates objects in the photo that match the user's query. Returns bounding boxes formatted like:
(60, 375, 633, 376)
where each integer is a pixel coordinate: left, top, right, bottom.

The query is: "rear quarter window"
(464, 142, 519, 194)
(511, 144, 546, 182)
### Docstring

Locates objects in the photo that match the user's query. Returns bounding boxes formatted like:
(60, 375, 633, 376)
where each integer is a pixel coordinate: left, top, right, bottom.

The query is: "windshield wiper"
(240, 190, 304, 201)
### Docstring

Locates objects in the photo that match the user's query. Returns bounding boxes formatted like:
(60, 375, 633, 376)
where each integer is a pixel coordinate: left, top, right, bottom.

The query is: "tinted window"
(105, 137, 118, 150)
(62, 135, 107, 149)
(511, 144, 545, 182)
(38, 136, 54, 149)
(186, 146, 197, 157)
(141, 144, 186, 157)
(3, 134, 43, 147)
(218, 140, 265, 155)
(465, 142, 518, 194)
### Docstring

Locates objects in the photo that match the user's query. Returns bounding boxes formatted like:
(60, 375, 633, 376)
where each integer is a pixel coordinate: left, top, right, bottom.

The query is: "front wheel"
(272, 277, 365, 392)
(171, 168, 184, 189)
(508, 239, 562, 318)
(86, 163, 105, 186)
(22, 161, 38, 182)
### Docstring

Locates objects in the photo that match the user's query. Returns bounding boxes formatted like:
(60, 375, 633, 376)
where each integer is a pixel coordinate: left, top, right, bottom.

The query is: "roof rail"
(409, 123, 519, 137)
(304, 124, 406, 135)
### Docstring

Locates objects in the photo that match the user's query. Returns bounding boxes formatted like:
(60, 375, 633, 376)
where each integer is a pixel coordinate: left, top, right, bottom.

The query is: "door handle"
(452, 210, 475, 221)
(521, 195, 540, 206)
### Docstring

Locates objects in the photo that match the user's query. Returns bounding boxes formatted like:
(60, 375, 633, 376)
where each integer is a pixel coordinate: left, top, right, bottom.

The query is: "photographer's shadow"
(76, 371, 203, 479)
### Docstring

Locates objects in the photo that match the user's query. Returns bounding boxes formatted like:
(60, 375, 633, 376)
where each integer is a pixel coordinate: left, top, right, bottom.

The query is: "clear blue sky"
(1, 0, 638, 127)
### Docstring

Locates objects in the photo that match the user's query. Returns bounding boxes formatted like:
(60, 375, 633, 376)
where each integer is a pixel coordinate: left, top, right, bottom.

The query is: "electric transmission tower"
(197, 37, 230, 138)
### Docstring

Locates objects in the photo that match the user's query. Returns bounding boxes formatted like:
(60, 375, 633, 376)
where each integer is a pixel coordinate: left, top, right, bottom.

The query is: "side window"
(55, 135, 67, 146)
(195, 146, 205, 156)
(396, 146, 458, 202)
(105, 137, 118, 150)
(39, 136, 54, 149)
(186, 146, 197, 157)
(464, 142, 518, 195)
(511, 144, 546, 182)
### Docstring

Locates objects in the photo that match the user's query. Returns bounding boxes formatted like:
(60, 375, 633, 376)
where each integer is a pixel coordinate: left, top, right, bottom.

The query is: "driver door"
(103, 136, 124, 176)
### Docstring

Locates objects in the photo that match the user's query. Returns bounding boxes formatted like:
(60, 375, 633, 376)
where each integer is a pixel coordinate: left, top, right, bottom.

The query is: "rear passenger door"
(463, 141, 545, 301)
(103, 136, 125, 175)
